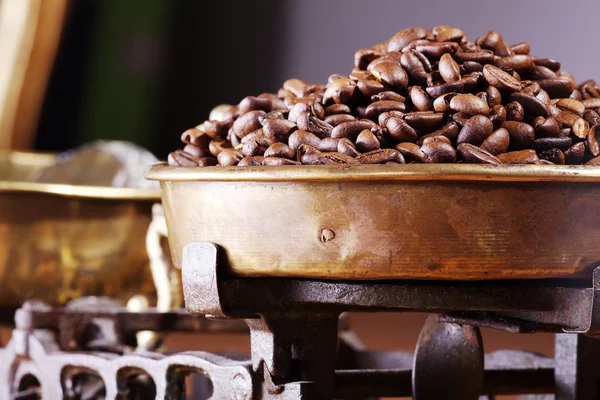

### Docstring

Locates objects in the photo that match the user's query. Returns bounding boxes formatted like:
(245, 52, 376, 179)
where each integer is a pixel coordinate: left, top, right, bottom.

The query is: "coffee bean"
(400, 51, 428, 85)
(582, 98, 600, 109)
(331, 120, 377, 140)
(202, 120, 232, 139)
(289, 130, 322, 151)
(477, 30, 502, 50)
(420, 136, 457, 163)
(264, 143, 295, 159)
(452, 112, 471, 127)
(181, 128, 211, 148)
(414, 41, 458, 60)
(497, 149, 539, 164)
(371, 62, 409, 89)
(510, 42, 530, 55)
(237, 156, 264, 166)
(425, 74, 478, 98)
(297, 114, 334, 138)
(387, 27, 427, 52)
(486, 86, 502, 107)
(355, 48, 382, 70)
(324, 114, 356, 126)
(564, 142, 586, 164)
(378, 110, 405, 127)
(454, 50, 495, 64)
(480, 128, 510, 155)
(507, 92, 548, 117)
(262, 118, 297, 141)
(356, 130, 381, 152)
(168, 150, 200, 167)
(232, 110, 267, 138)
(357, 149, 405, 164)
(217, 149, 244, 166)
(403, 111, 444, 132)
(457, 115, 493, 145)
(385, 116, 418, 142)
(586, 156, 600, 165)
(481, 64, 522, 93)
(572, 118, 590, 139)
(325, 104, 352, 115)
(587, 124, 600, 156)
(183, 144, 211, 158)
(337, 138, 361, 157)
(489, 105, 507, 129)
(461, 61, 484, 74)
(357, 79, 387, 97)
(537, 78, 574, 98)
(538, 148, 565, 165)
(318, 137, 341, 152)
(433, 92, 457, 113)
(449, 93, 490, 116)
(209, 138, 233, 157)
(583, 109, 600, 127)
(494, 55, 534, 72)
(532, 117, 560, 138)
(528, 65, 557, 81)
(239, 96, 272, 114)
(533, 57, 561, 71)
(503, 121, 535, 150)
(557, 98, 585, 117)
(506, 101, 525, 122)
(316, 152, 362, 165)
(395, 142, 421, 161)
(435, 27, 465, 42)
(457, 143, 501, 164)
(417, 122, 460, 145)
(532, 137, 572, 153)
(410, 86, 434, 111)
(365, 100, 408, 118)
(439, 53, 462, 83)
(323, 76, 357, 105)
(263, 157, 301, 166)
(371, 91, 406, 103)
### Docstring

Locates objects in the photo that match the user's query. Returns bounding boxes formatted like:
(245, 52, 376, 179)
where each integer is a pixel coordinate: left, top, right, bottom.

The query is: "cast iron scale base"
(3, 241, 600, 399)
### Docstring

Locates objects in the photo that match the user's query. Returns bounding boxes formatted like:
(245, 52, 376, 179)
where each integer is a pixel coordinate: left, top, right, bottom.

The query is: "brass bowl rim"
(145, 162, 600, 183)
(1, 151, 161, 200)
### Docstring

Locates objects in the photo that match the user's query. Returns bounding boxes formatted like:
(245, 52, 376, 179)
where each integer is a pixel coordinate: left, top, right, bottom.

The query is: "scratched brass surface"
(0, 152, 162, 306)
(147, 163, 600, 280)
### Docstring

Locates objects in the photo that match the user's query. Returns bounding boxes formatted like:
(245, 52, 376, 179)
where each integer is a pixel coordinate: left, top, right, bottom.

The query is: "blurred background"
(2, 0, 600, 397)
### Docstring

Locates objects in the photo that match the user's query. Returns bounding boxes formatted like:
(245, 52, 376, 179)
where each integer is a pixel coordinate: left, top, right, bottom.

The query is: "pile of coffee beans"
(168, 26, 600, 167)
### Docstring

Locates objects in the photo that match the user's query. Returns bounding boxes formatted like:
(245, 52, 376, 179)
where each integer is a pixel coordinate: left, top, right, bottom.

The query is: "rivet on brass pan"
(321, 229, 335, 243)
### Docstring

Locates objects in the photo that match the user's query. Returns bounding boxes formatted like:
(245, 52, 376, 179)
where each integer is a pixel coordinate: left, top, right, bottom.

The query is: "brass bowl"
(0, 151, 162, 306)
(147, 163, 600, 281)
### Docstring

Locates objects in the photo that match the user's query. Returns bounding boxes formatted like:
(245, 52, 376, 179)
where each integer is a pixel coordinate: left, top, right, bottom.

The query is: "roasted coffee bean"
(586, 156, 600, 165)
(457, 115, 493, 145)
(323, 77, 357, 105)
(433, 92, 457, 113)
(564, 142, 586, 164)
(454, 50, 494, 64)
(414, 42, 458, 60)
(217, 149, 244, 166)
(297, 114, 333, 138)
(532, 117, 561, 138)
(417, 122, 460, 145)
(536, 89, 551, 106)
(237, 156, 264, 166)
(395, 142, 421, 161)
(325, 104, 352, 116)
(181, 128, 211, 148)
(482, 64, 521, 93)
(371, 62, 409, 89)
(425, 75, 478, 98)
(457, 143, 501, 164)
(324, 114, 356, 126)
(507, 92, 548, 117)
(209, 138, 233, 157)
(232, 110, 267, 138)
(588, 124, 600, 156)
(503, 121, 535, 150)
(387, 27, 427, 52)
(497, 150, 539, 164)
(570, 89, 583, 101)
(435, 27, 465, 42)
(315, 152, 361, 165)
(485, 86, 502, 108)
(477, 30, 502, 50)
(202, 120, 232, 139)
(242, 139, 267, 157)
(264, 143, 295, 159)
(400, 51, 428, 85)
(289, 130, 321, 151)
(403, 111, 444, 132)
(420, 136, 457, 163)
(318, 137, 341, 152)
(263, 157, 301, 166)
(584, 109, 600, 127)
(337, 138, 361, 157)
(414, 51, 433, 72)
(538, 78, 574, 98)
(385, 116, 418, 142)
(488, 105, 507, 130)
(452, 112, 471, 127)
(480, 128, 510, 155)
(357, 79, 387, 97)
(557, 98, 585, 117)
(262, 118, 297, 142)
(461, 61, 484, 73)
(283, 78, 309, 97)
(528, 65, 557, 81)
(378, 110, 405, 127)
(533, 57, 560, 71)
(582, 98, 600, 109)
(168, 150, 200, 167)
(357, 149, 405, 164)
(355, 48, 382, 70)
(183, 144, 211, 158)
(538, 148, 565, 165)
(439, 53, 461, 83)
(356, 130, 381, 152)
(494, 55, 534, 72)
(331, 120, 378, 140)
(239, 96, 272, 114)
(372, 91, 406, 103)
(410, 86, 434, 111)
(506, 101, 525, 121)
(572, 118, 590, 139)
(449, 93, 490, 116)
(511, 42, 530, 55)
(532, 137, 572, 153)
(365, 100, 407, 118)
